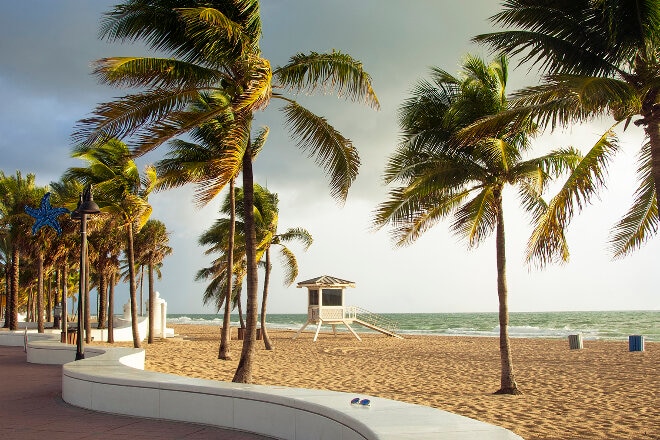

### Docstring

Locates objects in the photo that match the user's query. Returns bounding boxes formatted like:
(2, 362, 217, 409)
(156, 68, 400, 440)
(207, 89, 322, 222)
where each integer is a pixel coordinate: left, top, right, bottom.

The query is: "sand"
(93, 325, 659, 440)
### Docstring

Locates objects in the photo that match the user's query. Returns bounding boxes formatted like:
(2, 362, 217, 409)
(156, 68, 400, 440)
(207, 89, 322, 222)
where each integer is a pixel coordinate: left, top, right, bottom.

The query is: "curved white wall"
(18, 340, 524, 440)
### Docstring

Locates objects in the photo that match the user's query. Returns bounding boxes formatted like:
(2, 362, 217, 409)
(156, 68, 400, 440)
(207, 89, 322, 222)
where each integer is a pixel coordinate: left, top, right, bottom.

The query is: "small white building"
(293, 275, 401, 341)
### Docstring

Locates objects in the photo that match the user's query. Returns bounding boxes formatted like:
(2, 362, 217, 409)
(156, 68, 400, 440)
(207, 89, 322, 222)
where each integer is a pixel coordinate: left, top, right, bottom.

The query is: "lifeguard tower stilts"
(293, 275, 402, 341)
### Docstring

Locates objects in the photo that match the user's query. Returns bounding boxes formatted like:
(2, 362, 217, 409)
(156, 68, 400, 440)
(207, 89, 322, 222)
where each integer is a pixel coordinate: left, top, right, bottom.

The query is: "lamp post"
(71, 185, 100, 360)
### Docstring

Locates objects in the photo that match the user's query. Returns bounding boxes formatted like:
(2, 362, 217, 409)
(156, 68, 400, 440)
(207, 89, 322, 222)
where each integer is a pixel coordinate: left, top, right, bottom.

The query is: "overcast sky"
(1, 1, 658, 315)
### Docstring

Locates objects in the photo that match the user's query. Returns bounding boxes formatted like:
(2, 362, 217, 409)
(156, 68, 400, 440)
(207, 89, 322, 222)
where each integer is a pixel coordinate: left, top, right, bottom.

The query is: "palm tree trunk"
(62, 264, 68, 341)
(46, 275, 53, 324)
(37, 251, 44, 333)
(9, 247, 19, 330)
(85, 250, 92, 343)
(127, 224, 141, 348)
(3, 260, 10, 328)
(237, 292, 245, 329)
(645, 114, 660, 203)
(219, 178, 235, 360)
(108, 272, 115, 343)
(148, 262, 155, 343)
(97, 275, 107, 329)
(493, 190, 521, 395)
(233, 141, 258, 383)
(139, 266, 144, 316)
(261, 248, 273, 350)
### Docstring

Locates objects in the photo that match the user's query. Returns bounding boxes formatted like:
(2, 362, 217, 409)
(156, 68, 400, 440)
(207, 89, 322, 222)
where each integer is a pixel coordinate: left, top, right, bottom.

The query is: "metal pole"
(75, 213, 87, 360)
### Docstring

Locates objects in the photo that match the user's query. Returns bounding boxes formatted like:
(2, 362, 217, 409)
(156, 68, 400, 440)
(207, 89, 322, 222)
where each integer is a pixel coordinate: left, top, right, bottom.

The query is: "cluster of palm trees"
(72, 1, 379, 383)
(375, 0, 659, 395)
(4, 1, 657, 395)
(0, 141, 172, 350)
(197, 183, 312, 353)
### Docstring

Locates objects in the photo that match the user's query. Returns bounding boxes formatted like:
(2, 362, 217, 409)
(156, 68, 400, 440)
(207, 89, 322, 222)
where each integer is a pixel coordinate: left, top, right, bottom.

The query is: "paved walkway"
(0, 346, 273, 440)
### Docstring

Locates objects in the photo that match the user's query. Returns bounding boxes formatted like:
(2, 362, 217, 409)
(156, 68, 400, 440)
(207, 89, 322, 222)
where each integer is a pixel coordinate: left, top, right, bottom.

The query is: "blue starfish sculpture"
(25, 192, 71, 236)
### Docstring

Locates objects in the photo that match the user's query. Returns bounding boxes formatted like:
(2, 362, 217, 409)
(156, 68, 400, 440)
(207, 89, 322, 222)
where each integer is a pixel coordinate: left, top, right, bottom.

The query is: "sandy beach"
(94, 325, 658, 440)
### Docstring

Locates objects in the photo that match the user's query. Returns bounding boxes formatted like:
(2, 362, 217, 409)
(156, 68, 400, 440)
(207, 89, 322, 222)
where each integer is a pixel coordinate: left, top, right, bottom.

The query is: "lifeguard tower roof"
(297, 275, 355, 288)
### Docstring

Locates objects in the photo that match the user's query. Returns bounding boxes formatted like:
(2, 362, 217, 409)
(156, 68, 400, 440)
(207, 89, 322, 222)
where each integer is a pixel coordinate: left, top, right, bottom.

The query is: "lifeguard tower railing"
(308, 306, 356, 322)
(308, 306, 399, 335)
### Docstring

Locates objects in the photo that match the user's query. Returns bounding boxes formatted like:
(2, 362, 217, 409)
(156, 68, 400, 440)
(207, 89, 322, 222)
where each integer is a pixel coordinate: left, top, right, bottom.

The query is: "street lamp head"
(79, 184, 100, 215)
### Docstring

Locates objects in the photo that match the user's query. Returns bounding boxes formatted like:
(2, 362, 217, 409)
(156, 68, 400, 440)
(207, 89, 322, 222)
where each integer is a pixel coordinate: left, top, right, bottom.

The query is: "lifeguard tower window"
(309, 289, 319, 306)
(322, 289, 342, 306)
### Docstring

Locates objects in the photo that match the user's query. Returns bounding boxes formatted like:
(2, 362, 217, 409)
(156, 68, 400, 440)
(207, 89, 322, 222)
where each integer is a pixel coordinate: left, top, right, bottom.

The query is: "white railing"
(308, 306, 357, 321)
(353, 307, 399, 334)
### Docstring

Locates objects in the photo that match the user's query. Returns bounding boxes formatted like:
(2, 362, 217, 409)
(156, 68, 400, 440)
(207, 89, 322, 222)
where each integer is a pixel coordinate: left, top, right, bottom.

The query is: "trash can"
(629, 335, 644, 352)
(568, 334, 583, 350)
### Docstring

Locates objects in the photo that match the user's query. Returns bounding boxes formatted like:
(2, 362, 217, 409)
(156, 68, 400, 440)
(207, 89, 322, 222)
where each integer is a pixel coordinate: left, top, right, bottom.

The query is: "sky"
(1, 1, 658, 315)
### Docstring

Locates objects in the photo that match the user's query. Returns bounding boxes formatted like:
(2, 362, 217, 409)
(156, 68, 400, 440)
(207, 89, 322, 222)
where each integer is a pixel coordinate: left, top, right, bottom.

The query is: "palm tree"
(373, 55, 582, 394)
(134, 219, 172, 343)
(250, 187, 312, 350)
(73, 1, 378, 383)
(197, 183, 311, 350)
(0, 171, 47, 330)
(49, 179, 87, 338)
(473, 0, 660, 256)
(63, 139, 156, 348)
(156, 110, 265, 360)
(0, 232, 9, 325)
(87, 214, 124, 330)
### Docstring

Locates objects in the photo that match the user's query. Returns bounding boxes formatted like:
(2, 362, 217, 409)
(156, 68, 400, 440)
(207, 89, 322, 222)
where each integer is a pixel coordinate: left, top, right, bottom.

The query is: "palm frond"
(93, 57, 228, 90)
(609, 142, 658, 258)
(278, 227, 313, 251)
(72, 88, 207, 148)
(524, 186, 570, 267)
(282, 102, 359, 202)
(472, 0, 622, 77)
(273, 50, 380, 110)
(526, 129, 619, 266)
(276, 245, 298, 286)
(176, 7, 250, 58)
(512, 75, 640, 129)
(451, 187, 497, 247)
(373, 185, 471, 247)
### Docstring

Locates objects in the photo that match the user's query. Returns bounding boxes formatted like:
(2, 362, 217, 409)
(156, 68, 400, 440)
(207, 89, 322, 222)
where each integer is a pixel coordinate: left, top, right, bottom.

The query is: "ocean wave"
(166, 311, 659, 341)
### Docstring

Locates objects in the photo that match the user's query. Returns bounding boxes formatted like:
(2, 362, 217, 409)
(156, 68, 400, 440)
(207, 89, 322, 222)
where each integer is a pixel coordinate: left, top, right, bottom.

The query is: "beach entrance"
(293, 275, 402, 341)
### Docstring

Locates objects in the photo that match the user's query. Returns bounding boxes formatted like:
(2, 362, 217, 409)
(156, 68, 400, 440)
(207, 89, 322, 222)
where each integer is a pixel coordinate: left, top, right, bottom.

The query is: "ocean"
(168, 310, 659, 342)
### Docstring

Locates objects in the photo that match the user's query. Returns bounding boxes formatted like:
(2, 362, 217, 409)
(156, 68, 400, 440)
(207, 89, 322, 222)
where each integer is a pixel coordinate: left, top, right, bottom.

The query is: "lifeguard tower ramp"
(293, 275, 403, 341)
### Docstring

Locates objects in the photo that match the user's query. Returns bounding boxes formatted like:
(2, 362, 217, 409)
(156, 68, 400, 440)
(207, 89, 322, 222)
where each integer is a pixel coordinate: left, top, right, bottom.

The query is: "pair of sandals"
(350, 397, 371, 407)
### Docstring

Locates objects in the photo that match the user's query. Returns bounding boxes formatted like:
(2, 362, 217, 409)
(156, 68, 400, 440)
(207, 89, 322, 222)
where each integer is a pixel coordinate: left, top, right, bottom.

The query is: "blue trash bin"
(629, 335, 644, 352)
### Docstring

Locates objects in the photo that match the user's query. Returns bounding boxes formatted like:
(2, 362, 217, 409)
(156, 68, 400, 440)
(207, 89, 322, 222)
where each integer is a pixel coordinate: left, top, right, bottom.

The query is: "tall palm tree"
(134, 219, 172, 343)
(0, 232, 9, 325)
(49, 179, 86, 338)
(374, 55, 583, 394)
(259, 228, 312, 350)
(250, 187, 312, 350)
(473, 0, 660, 256)
(0, 171, 47, 330)
(155, 111, 267, 359)
(87, 214, 124, 330)
(63, 139, 156, 348)
(73, 1, 378, 383)
(197, 183, 311, 350)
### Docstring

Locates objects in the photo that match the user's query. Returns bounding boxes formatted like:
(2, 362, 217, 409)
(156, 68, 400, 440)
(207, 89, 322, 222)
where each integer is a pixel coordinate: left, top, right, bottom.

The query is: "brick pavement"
(0, 346, 273, 440)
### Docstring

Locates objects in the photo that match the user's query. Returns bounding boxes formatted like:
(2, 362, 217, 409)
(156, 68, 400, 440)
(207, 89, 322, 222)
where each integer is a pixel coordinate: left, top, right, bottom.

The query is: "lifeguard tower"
(293, 275, 402, 341)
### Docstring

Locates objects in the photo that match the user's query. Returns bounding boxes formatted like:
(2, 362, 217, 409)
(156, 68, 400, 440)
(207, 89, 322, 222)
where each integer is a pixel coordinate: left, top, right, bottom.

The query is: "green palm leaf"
(609, 142, 659, 258)
(274, 51, 380, 110)
(282, 102, 360, 202)
(526, 130, 619, 265)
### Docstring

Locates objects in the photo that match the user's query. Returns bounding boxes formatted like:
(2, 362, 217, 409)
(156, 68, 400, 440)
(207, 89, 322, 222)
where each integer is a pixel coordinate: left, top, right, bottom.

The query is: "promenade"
(0, 346, 272, 440)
